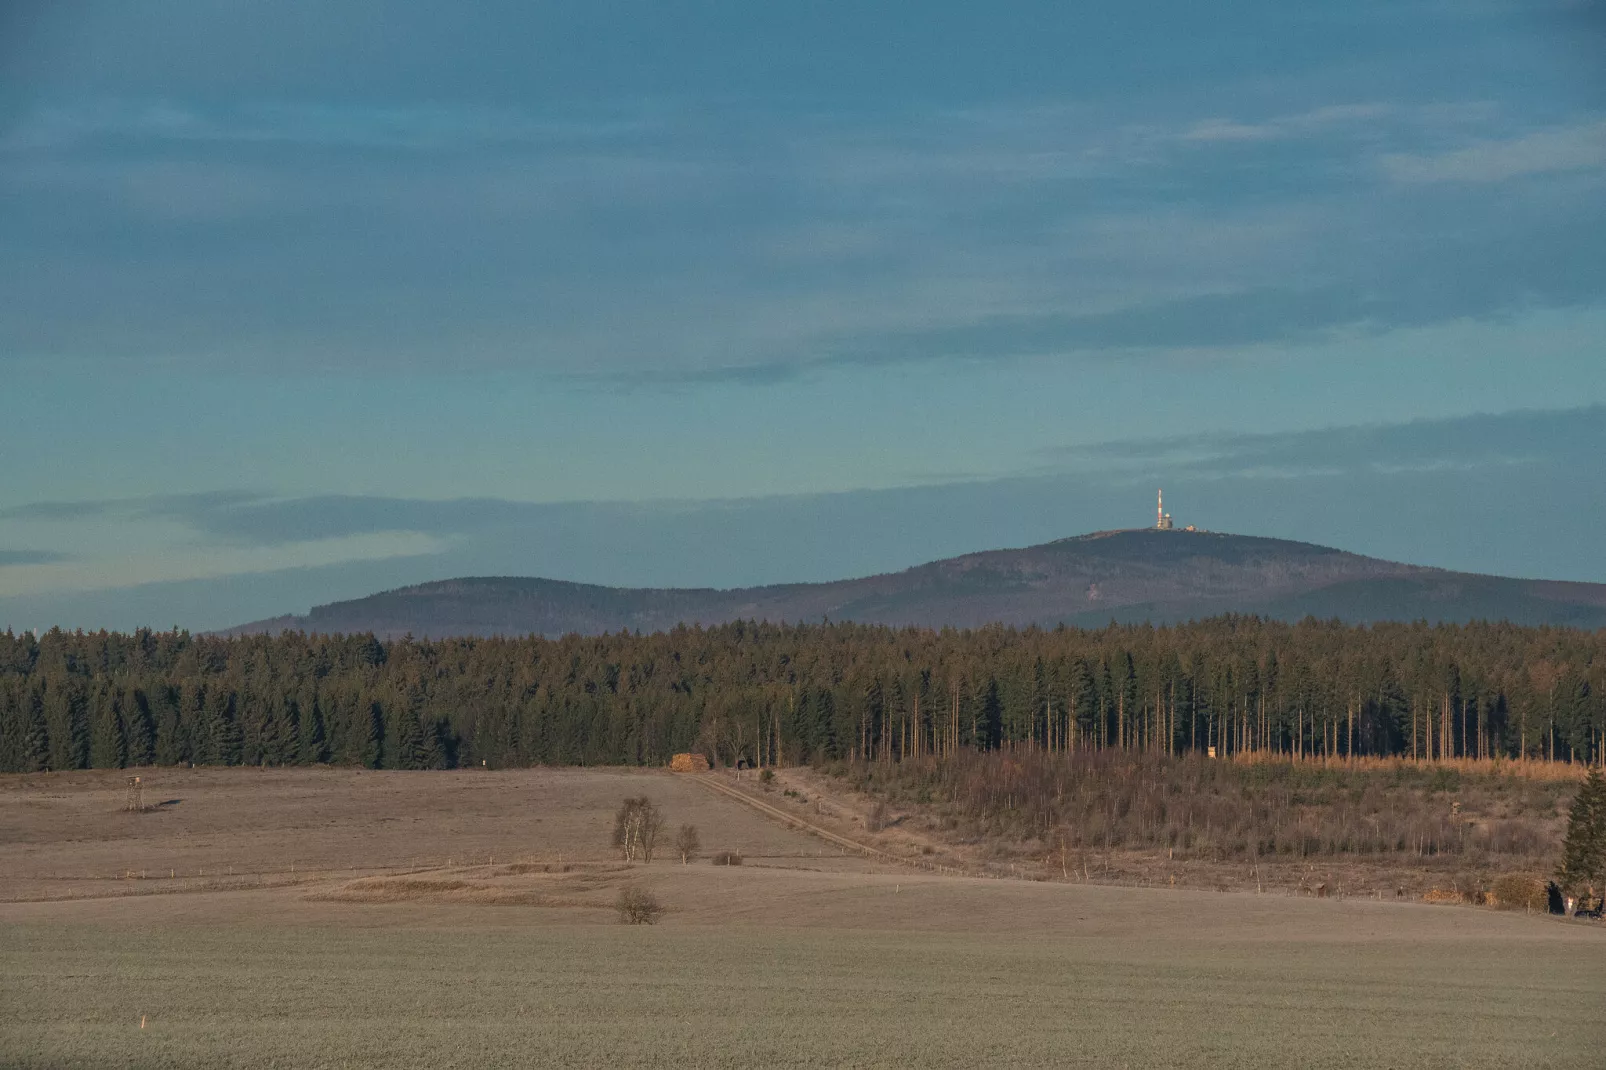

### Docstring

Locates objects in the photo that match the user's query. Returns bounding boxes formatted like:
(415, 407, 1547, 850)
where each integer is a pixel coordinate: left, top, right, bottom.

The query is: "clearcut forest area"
(2, 763, 1604, 1069)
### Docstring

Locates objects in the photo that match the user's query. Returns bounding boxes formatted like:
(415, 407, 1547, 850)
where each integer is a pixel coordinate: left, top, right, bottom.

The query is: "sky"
(2, 1, 1605, 632)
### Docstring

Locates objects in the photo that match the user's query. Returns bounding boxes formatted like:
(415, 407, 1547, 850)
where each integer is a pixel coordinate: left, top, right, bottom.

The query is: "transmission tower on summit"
(1155, 489, 1173, 530)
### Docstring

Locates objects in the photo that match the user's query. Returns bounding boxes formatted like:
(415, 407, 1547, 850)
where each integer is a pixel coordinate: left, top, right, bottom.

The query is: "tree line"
(0, 615, 1602, 774)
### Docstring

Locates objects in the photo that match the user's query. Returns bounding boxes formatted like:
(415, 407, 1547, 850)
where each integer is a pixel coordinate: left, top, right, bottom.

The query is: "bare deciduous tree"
(675, 823, 700, 864)
(612, 796, 664, 863)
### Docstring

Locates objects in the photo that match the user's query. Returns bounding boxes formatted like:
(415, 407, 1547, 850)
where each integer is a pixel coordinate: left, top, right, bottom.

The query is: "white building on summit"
(1156, 490, 1199, 532)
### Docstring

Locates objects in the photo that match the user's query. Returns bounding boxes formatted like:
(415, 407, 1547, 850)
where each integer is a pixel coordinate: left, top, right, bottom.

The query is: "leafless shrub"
(710, 851, 743, 866)
(675, 824, 700, 864)
(866, 801, 890, 833)
(615, 885, 664, 924)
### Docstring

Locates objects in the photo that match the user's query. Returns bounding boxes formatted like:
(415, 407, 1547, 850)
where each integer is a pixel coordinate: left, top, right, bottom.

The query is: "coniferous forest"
(0, 617, 1602, 774)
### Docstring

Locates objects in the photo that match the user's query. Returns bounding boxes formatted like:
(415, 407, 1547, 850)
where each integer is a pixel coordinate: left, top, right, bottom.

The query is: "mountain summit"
(226, 529, 1606, 638)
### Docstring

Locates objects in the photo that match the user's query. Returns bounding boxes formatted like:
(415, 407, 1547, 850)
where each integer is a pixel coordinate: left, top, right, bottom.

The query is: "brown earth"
(3, 766, 1604, 1069)
(0, 765, 879, 906)
(0, 763, 1587, 912)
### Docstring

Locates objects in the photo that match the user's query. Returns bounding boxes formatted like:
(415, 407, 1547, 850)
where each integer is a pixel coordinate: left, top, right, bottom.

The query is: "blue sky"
(2, 2, 1604, 631)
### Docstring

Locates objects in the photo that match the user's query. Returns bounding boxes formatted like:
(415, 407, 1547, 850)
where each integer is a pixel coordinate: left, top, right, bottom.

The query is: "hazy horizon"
(4, 3, 1604, 632)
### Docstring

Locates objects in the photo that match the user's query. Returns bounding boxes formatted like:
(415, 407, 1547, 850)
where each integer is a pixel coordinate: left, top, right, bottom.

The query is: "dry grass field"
(2, 766, 1603, 1069)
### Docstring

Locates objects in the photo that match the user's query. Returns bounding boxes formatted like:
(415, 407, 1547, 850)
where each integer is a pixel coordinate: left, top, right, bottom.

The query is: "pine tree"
(1557, 766, 1606, 894)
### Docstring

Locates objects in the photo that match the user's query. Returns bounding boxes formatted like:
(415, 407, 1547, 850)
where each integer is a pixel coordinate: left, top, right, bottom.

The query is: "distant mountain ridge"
(225, 529, 1606, 638)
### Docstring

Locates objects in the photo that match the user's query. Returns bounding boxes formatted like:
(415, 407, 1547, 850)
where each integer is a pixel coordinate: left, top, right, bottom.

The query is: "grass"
(3, 920, 1604, 1069)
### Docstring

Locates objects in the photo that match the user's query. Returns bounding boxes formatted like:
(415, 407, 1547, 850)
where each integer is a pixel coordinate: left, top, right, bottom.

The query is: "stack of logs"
(669, 753, 711, 773)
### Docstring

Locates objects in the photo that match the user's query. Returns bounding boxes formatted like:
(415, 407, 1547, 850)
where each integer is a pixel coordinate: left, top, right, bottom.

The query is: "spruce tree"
(393, 706, 425, 770)
(298, 698, 328, 764)
(48, 683, 90, 770)
(185, 684, 216, 765)
(811, 689, 837, 759)
(212, 692, 243, 766)
(24, 695, 50, 773)
(154, 691, 185, 766)
(975, 678, 1003, 750)
(90, 695, 126, 769)
(0, 686, 19, 773)
(359, 701, 383, 768)
(123, 689, 155, 767)
(1557, 766, 1606, 894)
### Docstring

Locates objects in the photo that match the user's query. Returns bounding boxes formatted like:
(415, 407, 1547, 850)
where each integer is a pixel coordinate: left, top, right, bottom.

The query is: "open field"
(2, 766, 1604, 1068)
(0, 766, 876, 903)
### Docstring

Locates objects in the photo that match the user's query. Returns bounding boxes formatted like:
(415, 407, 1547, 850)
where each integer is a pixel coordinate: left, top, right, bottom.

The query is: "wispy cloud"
(1180, 103, 1392, 144)
(0, 490, 262, 524)
(0, 550, 67, 567)
(1382, 119, 1606, 183)
(1, 99, 668, 154)
(0, 531, 448, 599)
(2, 84, 1602, 385)
(1039, 405, 1606, 481)
(10, 407, 1600, 552)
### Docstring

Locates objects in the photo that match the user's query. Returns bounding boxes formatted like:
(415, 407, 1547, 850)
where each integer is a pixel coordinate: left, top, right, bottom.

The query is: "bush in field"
(711, 851, 743, 866)
(615, 885, 664, 925)
(675, 824, 700, 864)
(1489, 874, 1547, 911)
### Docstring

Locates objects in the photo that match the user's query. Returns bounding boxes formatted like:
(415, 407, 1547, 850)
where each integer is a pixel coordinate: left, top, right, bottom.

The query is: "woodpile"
(669, 752, 710, 773)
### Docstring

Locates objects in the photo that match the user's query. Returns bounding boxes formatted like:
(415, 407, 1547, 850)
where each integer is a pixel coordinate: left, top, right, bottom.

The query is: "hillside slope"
(225, 529, 1606, 637)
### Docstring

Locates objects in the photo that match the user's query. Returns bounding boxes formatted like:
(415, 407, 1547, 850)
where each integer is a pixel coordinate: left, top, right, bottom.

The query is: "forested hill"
(228, 530, 1606, 638)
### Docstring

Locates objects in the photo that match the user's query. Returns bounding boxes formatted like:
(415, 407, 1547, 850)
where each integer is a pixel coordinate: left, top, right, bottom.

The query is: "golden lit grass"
(1230, 752, 1596, 782)
(308, 869, 619, 908)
